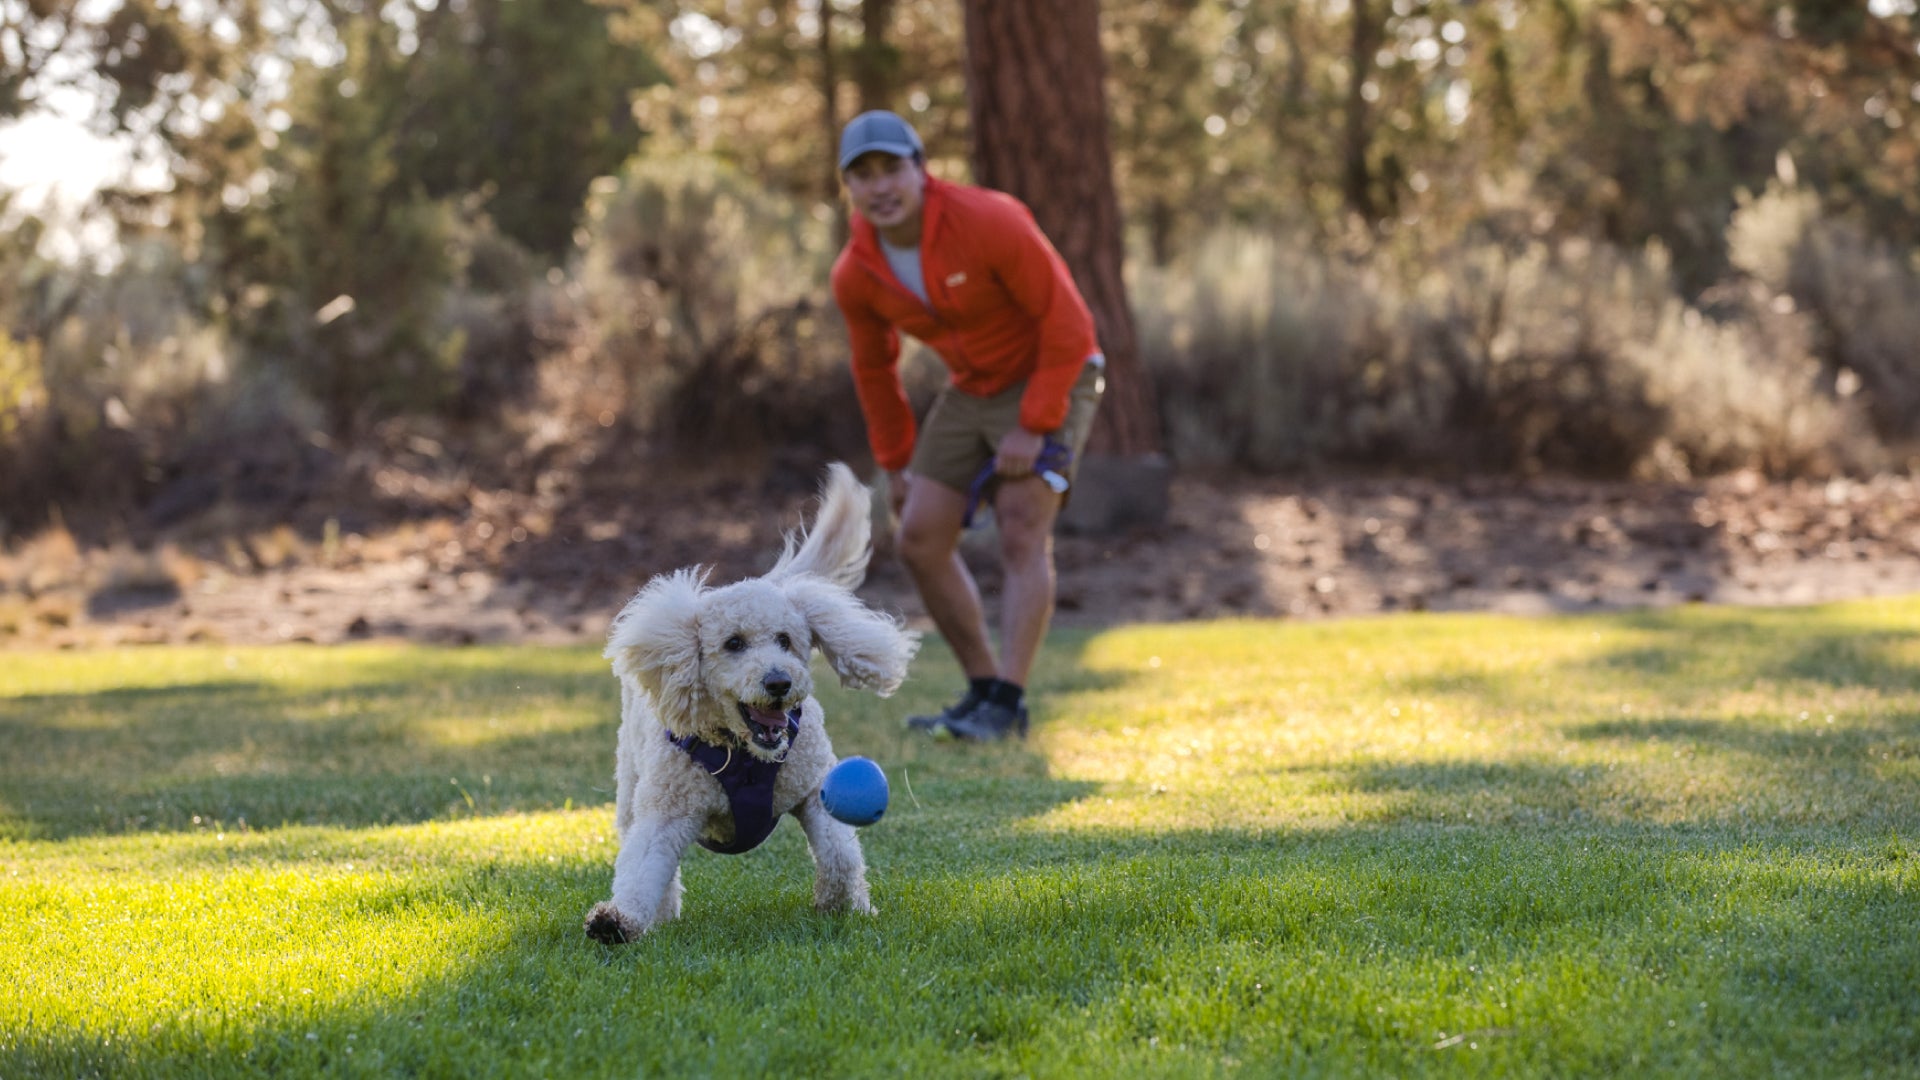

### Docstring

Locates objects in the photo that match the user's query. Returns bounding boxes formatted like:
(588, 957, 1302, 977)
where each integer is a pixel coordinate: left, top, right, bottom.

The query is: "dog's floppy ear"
(784, 576, 918, 696)
(605, 568, 711, 732)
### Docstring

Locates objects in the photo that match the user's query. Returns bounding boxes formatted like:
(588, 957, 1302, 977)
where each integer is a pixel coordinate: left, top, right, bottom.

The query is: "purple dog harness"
(668, 715, 801, 854)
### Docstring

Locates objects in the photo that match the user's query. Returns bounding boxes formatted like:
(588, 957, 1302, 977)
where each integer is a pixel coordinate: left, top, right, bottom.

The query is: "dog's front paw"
(584, 902, 645, 944)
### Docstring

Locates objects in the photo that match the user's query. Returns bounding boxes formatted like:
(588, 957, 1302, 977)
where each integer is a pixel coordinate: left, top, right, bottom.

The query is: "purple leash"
(961, 439, 1073, 528)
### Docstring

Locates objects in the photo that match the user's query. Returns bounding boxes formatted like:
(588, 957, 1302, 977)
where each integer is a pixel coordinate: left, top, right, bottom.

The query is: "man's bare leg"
(895, 476, 997, 680)
(990, 476, 1061, 688)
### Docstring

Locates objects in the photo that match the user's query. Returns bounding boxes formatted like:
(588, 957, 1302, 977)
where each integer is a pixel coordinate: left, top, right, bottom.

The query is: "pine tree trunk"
(961, 0, 1163, 461)
(855, 0, 898, 112)
(1342, 0, 1382, 223)
(820, 4, 849, 248)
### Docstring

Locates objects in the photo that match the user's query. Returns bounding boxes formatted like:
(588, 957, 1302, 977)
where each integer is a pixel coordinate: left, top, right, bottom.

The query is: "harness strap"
(668, 716, 800, 855)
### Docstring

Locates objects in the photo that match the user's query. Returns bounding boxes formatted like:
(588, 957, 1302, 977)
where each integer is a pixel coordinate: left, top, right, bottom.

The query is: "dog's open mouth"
(736, 701, 801, 754)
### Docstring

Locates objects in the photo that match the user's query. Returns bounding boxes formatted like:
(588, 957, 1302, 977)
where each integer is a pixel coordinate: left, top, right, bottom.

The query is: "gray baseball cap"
(838, 110, 924, 171)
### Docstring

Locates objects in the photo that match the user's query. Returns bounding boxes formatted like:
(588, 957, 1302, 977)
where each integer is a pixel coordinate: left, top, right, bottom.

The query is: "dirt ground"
(22, 464, 1920, 650)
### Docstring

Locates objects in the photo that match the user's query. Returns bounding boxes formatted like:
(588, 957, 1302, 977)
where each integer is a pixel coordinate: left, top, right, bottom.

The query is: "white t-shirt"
(879, 237, 929, 306)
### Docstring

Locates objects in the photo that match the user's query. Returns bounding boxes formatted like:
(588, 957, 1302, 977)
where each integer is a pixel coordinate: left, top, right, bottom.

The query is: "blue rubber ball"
(821, 756, 889, 826)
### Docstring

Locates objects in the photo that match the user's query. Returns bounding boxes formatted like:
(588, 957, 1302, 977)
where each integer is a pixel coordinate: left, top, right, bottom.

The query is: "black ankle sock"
(966, 677, 996, 703)
(985, 679, 1024, 709)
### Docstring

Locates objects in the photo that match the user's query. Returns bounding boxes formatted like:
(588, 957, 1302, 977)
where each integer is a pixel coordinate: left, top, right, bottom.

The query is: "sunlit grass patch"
(3, 598, 1919, 1076)
(1025, 605, 1920, 835)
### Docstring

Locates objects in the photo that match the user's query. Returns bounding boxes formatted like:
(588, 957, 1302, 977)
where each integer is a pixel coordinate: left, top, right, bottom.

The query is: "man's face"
(842, 152, 926, 235)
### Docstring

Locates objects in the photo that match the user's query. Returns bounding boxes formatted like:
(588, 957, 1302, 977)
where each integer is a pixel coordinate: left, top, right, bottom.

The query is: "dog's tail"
(766, 462, 872, 590)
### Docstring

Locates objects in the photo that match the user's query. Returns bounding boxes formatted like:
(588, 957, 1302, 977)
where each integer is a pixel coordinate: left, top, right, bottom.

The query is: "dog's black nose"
(763, 671, 793, 701)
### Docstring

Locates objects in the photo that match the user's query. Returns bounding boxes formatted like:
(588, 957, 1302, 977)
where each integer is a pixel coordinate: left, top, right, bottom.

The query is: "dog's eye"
(723, 634, 747, 653)
(776, 632, 794, 652)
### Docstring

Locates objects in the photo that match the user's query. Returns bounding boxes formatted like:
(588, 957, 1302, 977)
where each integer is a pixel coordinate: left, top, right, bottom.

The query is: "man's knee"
(994, 483, 1057, 548)
(996, 512, 1055, 566)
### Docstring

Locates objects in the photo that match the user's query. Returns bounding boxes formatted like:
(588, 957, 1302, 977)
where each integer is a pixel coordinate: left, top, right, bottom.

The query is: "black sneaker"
(940, 699, 1029, 742)
(905, 686, 984, 733)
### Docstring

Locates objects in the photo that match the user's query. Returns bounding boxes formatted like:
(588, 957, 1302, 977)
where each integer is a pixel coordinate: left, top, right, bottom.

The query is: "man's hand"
(886, 470, 909, 519)
(994, 428, 1045, 477)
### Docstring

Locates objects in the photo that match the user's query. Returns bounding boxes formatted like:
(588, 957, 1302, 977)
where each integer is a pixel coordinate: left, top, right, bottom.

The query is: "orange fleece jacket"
(830, 176, 1099, 473)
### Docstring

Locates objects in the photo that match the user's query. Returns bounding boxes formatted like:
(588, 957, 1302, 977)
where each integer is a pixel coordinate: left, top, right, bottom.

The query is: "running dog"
(584, 464, 917, 942)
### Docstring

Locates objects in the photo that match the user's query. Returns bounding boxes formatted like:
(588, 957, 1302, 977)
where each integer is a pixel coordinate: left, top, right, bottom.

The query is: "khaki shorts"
(909, 360, 1106, 496)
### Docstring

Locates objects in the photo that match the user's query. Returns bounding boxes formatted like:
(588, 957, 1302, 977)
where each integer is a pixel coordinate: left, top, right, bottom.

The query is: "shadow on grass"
(1397, 606, 1920, 737)
(1570, 712, 1920, 758)
(1598, 606, 1920, 691)
(1386, 604, 1920, 702)
(16, 605, 1917, 846)
(9, 820, 1919, 1077)
(0, 651, 620, 841)
(1341, 759, 1596, 797)
(1239, 604, 1920, 830)
(0, 641, 1121, 843)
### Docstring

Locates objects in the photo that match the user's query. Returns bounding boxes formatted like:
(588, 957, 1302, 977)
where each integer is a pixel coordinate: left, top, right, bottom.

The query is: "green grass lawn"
(3, 598, 1918, 1077)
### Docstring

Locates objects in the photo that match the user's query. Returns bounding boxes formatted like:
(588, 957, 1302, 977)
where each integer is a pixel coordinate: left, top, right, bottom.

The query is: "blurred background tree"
(964, 0, 1161, 461)
(0, 0, 1917, 538)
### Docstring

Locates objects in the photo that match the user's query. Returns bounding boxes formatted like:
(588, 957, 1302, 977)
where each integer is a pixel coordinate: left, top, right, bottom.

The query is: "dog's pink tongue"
(744, 704, 788, 730)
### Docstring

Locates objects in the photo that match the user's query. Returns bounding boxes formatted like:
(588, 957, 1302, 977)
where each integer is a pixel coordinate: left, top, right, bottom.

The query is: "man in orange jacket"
(830, 110, 1106, 742)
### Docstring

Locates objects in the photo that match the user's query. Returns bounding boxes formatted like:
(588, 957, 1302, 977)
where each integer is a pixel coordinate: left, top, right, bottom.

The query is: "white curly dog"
(584, 464, 918, 942)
